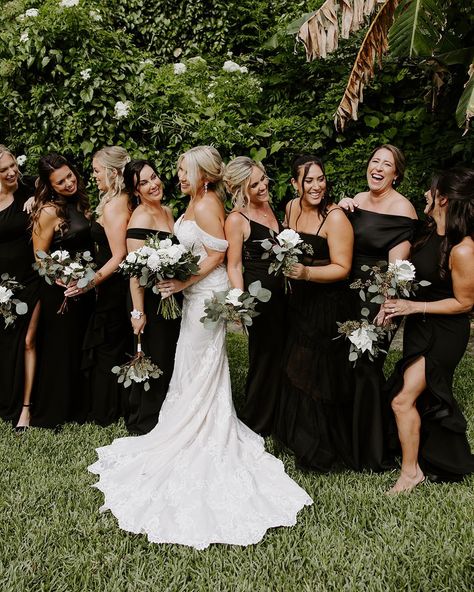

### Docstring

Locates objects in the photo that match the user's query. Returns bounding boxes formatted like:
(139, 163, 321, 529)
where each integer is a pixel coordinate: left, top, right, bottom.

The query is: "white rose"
(389, 259, 416, 282)
(25, 9, 39, 17)
(68, 262, 82, 270)
(139, 246, 155, 257)
(51, 250, 69, 262)
(20, 32, 29, 43)
(222, 60, 241, 73)
(167, 245, 185, 264)
(225, 288, 244, 308)
(276, 229, 302, 248)
(348, 327, 374, 354)
(0, 287, 14, 304)
(173, 62, 187, 75)
(16, 155, 27, 167)
(126, 252, 138, 264)
(146, 253, 162, 272)
(114, 101, 130, 119)
(158, 238, 173, 249)
(80, 68, 91, 80)
(60, 0, 80, 7)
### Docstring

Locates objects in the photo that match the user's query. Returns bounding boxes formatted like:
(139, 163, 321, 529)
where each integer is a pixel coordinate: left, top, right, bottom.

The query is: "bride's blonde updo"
(224, 156, 266, 210)
(94, 145, 131, 216)
(178, 145, 226, 201)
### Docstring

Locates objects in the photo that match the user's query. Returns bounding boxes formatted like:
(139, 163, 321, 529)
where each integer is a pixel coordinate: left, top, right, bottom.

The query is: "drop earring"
(204, 181, 208, 194)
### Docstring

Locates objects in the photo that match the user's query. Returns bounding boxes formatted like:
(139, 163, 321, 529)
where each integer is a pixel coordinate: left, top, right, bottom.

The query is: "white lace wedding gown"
(88, 217, 312, 549)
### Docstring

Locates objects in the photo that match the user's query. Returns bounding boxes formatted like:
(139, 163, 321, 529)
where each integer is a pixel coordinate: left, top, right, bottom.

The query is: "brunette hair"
(123, 159, 161, 203)
(31, 153, 89, 235)
(291, 154, 333, 225)
(367, 144, 406, 187)
(411, 174, 439, 253)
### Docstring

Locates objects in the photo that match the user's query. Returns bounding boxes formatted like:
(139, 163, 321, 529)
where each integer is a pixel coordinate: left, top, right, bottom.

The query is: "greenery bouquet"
(0, 273, 28, 328)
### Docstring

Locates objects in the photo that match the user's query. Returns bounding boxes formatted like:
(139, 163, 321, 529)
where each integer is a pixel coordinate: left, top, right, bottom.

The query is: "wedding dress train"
(88, 217, 312, 549)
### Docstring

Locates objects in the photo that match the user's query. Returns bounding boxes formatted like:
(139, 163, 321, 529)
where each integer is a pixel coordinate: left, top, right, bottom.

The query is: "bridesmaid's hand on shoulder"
(338, 197, 359, 212)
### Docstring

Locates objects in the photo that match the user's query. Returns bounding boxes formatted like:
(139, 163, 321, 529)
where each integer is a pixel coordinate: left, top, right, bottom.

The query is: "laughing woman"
(383, 168, 474, 492)
(0, 146, 40, 431)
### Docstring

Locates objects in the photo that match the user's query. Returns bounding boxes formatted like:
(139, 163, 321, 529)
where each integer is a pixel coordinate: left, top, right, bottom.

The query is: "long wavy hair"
(123, 159, 162, 206)
(31, 153, 90, 235)
(411, 174, 439, 253)
(291, 154, 333, 226)
(93, 146, 131, 216)
(436, 167, 474, 278)
(224, 156, 266, 210)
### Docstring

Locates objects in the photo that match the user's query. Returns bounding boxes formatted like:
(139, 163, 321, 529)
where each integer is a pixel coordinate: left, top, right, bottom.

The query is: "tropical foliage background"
(0, 0, 473, 212)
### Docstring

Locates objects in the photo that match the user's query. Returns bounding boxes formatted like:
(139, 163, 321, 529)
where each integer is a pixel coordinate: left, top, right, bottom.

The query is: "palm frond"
(456, 63, 474, 134)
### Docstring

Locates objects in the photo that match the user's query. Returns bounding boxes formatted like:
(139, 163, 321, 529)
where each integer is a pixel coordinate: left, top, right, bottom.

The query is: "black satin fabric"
(385, 232, 474, 480)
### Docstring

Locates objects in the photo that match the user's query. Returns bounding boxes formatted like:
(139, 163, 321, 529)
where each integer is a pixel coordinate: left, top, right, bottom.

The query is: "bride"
(88, 146, 312, 549)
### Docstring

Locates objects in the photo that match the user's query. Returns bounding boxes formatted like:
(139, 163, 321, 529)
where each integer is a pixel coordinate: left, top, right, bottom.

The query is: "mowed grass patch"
(0, 335, 472, 592)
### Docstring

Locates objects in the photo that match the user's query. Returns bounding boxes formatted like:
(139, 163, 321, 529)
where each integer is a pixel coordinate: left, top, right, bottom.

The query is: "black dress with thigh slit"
(123, 228, 181, 434)
(385, 231, 474, 480)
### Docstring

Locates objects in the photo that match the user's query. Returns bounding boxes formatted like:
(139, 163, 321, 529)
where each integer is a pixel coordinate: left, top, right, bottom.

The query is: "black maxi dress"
(31, 200, 95, 428)
(349, 208, 415, 470)
(385, 232, 474, 480)
(274, 216, 356, 471)
(238, 214, 287, 436)
(82, 220, 132, 426)
(123, 228, 181, 435)
(0, 180, 40, 424)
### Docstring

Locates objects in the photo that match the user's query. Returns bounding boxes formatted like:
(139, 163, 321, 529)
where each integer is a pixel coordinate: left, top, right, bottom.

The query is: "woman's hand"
(383, 298, 415, 319)
(131, 314, 146, 335)
(63, 280, 93, 297)
(284, 263, 308, 281)
(23, 195, 35, 214)
(338, 197, 359, 212)
(156, 278, 186, 298)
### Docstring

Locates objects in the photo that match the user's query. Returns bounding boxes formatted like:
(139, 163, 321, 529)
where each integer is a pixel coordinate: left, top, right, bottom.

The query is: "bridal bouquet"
(120, 236, 200, 319)
(112, 335, 163, 391)
(336, 315, 396, 366)
(200, 280, 271, 335)
(0, 273, 28, 328)
(34, 249, 96, 314)
(350, 259, 430, 305)
(260, 228, 313, 293)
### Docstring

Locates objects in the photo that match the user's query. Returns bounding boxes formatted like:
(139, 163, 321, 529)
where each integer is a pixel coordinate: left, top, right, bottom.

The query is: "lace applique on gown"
(89, 216, 312, 549)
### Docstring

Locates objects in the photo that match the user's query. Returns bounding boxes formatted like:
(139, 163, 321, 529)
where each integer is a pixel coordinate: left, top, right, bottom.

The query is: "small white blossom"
(207, 92, 215, 99)
(146, 253, 162, 272)
(20, 32, 29, 43)
(276, 229, 302, 249)
(0, 287, 14, 304)
(126, 252, 138, 264)
(114, 101, 131, 119)
(89, 9, 102, 21)
(225, 288, 244, 308)
(16, 155, 27, 167)
(348, 327, 374, 354)
(239, 66, 248, 74)
(24, 8, 39, 17)
(173, 62, 187, 75)
(80, 68, 91, 80)
(141, 58, 154, 67)
(50, 250, 69, 262)
(388, 259, 416, 282)
(60, 0, 80, 7)
(223, 60, 241, 73)
(158, 238, 173, 249)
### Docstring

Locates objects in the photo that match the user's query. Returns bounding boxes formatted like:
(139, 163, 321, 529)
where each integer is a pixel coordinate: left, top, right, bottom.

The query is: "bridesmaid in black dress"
(383, 168, 474, 492)
(82, 146, 133, 426)
(31, 154, 95, 428)
(123, 160, 181, 434)
(273, 154, 355, 470)
(339, 144, 417, 470)
(225, 157, 286, 436)
(0, 146, 40, 430)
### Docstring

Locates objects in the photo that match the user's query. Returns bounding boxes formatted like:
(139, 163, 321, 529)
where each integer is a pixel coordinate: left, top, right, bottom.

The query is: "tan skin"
(0, 153, 40, 429)
(381, 189, 474, 494)
(126, 165, 175, 335)
(284, 163, 354, 283)
(225, 166, 279, 290)
(155, 157, 226, 299)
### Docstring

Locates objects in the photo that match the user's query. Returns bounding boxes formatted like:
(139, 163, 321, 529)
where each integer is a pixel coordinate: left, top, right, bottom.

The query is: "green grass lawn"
(1, 334, 473, 592)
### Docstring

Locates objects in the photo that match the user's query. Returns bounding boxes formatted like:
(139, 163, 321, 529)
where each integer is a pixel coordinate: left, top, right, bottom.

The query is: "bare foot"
(387, 466, 425, 495)
(15, 404, 31, 430)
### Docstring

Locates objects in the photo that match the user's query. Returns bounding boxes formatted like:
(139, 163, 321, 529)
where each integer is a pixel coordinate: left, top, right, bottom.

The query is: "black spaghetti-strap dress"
(31, 200, 95, 428)
(385, 232, 474, 480)
(0, 179, 40, 424)
(348, 208, 415, 470)
(123, 228, 181, 434)
(82, 220, 132, 426)
(239, 214, 287, 436)
(274, 214, 356, 470)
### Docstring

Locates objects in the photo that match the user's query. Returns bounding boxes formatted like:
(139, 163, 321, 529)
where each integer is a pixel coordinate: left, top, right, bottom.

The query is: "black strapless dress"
(31, 201, 95, 428)
(348, 208, 415, 470)
(239, 216, 287, 436)
(385, 232, 474, 480)
(123, 228, 181, 434)
(0, 180, 40, 423)
(274, 224, 356, 471)
(82, 220, 132, 426)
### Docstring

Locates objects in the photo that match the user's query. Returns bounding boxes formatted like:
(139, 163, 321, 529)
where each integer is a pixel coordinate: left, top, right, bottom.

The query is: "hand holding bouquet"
(336, 315, 396, 366)
(112, 335, 163, 391)
(200, 280, 271, 335)
(0, 273, 28, 328)
(34, 249, 96, 314)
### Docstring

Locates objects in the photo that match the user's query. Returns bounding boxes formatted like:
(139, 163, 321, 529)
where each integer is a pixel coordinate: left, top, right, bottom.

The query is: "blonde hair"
(0, 145, 19, 192)
(178, 145, 226, 201)
(224, 156, 266, 209)
(93, 146, 131, 215)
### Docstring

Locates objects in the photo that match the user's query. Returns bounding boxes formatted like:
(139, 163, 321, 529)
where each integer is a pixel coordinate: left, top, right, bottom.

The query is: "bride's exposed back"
(88, 146, 312, 550)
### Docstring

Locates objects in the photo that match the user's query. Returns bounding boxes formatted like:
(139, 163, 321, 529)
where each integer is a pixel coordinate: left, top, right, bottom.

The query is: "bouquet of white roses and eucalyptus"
(120, 235, 200, 319)
(112, 335, 163, 391)
(259, 228, 313, 293)
(0, 273, 28, 328)
(200, 280, 271, 335)
(34, 249, 96, 314)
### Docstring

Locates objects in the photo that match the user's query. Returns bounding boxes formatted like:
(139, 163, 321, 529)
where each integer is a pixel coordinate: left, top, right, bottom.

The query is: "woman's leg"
(15, 301, 40, 429)
(388, 356, 426, 493)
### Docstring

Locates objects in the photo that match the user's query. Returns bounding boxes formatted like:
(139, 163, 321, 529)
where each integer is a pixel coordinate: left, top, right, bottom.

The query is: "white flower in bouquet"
(225, 288, 244, 308)
(162, 244, 186, 265)
(348, 327, 374, 355)
(125, 252, 138, 264)
(173, 62, 187, 75)
(60, 0, 80, 7)
(114, 101, 131, 119)
(0, 286, 13, 304)
(63, 262, 82, 276)
(146, 252, 162, 272)
(16, 155, 27, 166)
(139, 245, 156, 257)
(80, 68, 91, 80)
(276, 228, 302, 249)
(50, 250, 70, 262)
(388, 259, 416, 282)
